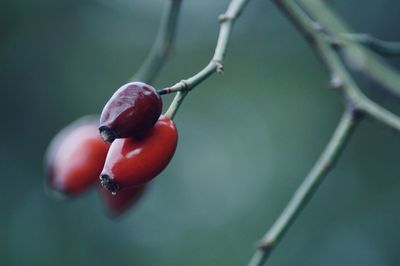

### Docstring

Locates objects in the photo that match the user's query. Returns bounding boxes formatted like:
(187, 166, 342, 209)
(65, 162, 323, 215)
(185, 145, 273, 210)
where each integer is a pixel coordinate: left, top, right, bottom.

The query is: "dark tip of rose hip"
(100, 174, 119, 194)
(99, 126, 116, 143)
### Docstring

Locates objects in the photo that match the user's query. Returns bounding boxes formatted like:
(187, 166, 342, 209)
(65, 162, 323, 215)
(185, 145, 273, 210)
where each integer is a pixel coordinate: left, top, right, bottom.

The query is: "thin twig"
(248, 107, 360, 266)
(163, 0, 250, 117)
(165, 91, 188, 119)
(341, 33, 400, 57)
(130, 0, 182, 84)
(358, 96, 400, 132)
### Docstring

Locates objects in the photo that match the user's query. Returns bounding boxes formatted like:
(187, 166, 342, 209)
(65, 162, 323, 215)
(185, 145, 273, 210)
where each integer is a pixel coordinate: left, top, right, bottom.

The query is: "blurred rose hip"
(45, 116, 109, 196)
(98, 185, 146, 217)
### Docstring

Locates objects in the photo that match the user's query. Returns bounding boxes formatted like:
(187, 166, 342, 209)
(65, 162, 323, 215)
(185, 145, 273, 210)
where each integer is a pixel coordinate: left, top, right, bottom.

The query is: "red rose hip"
(98, 185, 146, 217)
(99, 82, 162, 142)
(100, 116, 178, 193)
(45, 116, 110, 196)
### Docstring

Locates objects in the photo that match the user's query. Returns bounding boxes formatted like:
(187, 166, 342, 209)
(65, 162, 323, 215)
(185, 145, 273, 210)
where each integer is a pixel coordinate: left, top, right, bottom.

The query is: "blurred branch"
(270, 0, 400, 146)
(249, 0, 400, 265)
(163, 0, 250, 118)
(248, 106, 359, 266)
(341, 33, 400, 57)
(300, 0, 400, 98)
(316, 35, 400, 132)
(130, 0, 182, 84)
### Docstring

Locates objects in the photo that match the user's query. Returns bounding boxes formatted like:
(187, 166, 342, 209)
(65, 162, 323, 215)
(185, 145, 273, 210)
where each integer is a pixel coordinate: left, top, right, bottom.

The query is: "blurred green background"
(1, 0, 400, 265)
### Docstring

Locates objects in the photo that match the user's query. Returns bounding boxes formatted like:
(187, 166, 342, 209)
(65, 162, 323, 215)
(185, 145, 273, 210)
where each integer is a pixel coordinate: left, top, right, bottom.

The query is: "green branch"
(270, 0, 400, 133)
(248, 107, 359, 266)
(248, 0, 400, 264)
(341, 33, 400, 57)
(315, 33, 400, 132)
(165, 91, 188, 119)
(162, 0, 250, 117)
(299, 0, 400, 98)
(130, 0, 182, 84)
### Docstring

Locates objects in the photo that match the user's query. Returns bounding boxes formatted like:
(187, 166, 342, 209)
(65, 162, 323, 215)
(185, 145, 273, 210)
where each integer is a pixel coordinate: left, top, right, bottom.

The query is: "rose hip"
(98, 185, 146, 217)
(45, 116, 109, 196)
(100, 116, 178, 193)
(99, 82, 162, 142)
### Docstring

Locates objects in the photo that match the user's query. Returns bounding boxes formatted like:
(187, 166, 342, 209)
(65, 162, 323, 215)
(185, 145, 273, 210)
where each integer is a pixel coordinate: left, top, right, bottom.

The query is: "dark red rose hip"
(99, 82, 162, 142)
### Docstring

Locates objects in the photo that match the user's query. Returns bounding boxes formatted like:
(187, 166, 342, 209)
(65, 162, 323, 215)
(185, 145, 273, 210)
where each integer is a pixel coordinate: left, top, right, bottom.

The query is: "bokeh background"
(1, 0, 400, 265)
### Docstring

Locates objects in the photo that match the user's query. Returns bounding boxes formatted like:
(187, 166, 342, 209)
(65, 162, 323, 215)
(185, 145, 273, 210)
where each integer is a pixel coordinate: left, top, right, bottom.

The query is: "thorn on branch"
(256, 238, 275, 251)
(330, 74, 343, 89)
(326, 36, 342, 50)
(218, 14, 233, 23)
(311, 21, 324, 32)
(215, 61, 224, 73)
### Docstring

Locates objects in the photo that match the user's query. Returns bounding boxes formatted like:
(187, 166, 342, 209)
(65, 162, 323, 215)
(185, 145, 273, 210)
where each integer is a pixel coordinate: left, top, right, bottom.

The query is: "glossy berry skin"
(99, 82, 162, 142)
(98, 185, 146, 217)
(45, 116, 110, 196)
(100, 116, 178, 193)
